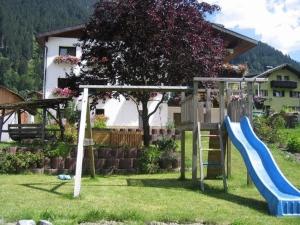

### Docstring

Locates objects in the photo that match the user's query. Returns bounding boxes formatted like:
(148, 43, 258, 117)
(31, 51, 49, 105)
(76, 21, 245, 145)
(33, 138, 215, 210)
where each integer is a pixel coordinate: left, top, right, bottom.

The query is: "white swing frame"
(73, 85, 192, 197)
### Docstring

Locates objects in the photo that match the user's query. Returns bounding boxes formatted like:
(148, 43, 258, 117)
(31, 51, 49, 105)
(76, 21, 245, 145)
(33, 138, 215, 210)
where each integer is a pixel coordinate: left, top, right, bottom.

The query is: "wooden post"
(85, 103, 96, 178)
(17, 110, 22, 124)
(0, 109, 5, 142)
(192, 80, 198, 181)
(247, 82, 254, 186)
(180, 130, 186, 180)
(57, 106, 64, 140)
(206, 89, 211, 122)
(219, 82, 225, 124)
(74, 88, 89, 197)
(226, 89, 231, 177)
(41, 108, 47, 141)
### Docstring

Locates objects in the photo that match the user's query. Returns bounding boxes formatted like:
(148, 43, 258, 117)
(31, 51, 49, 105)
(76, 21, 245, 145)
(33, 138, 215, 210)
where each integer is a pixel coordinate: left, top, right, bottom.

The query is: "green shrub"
(153, 138, 178, 153)
(45, 142, 71, 158)
(138, 146, 160, 174)
(253, 114, 286, 143)
(64, 123, 78, 144)
(64, 101, 80, 125)
(93, 115, 108, 129)
(0, 151, 45, 173)
(287, 137, 300, 153)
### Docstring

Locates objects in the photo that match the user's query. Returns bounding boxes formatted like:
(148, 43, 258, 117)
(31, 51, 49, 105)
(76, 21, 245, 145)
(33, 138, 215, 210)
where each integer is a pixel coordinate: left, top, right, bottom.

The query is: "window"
(96, 109, 105, 115)
(276, 75, 282, 81)
(59, 46, 76, 56)
(284, 76, 289, 81)
(273, 90, 285, 97)
(259, 90, 268, 97)
(290, 91, 300, 98)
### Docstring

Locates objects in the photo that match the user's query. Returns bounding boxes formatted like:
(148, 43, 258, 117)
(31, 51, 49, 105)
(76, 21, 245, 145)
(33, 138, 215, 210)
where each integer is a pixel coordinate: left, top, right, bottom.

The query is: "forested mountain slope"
(232, 42, 300, 74)
(0, 0, 96, 94)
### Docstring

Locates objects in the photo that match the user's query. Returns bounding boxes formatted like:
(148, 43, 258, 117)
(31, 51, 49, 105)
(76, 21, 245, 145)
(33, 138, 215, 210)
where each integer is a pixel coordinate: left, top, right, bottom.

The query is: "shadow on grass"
(20, 182, 69, 196)
(127, 178, 268, 214)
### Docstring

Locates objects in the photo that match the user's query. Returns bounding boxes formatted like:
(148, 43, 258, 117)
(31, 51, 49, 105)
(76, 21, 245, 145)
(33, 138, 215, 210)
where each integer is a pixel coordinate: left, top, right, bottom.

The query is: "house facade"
(37, 24, 257, 129)
(255, 64, 300, 112)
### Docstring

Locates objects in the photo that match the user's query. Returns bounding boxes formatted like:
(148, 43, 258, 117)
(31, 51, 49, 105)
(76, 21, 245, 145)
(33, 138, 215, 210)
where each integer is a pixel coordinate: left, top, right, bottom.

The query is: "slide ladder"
(198, 122, 227, 192)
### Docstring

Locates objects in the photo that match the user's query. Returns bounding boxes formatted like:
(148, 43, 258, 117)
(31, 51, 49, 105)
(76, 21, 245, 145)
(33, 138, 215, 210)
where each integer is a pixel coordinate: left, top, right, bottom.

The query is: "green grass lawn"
(1, 132, 300, 225)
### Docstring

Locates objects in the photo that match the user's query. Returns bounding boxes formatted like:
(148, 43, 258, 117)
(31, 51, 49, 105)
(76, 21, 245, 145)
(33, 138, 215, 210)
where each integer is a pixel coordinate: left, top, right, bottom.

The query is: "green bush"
(0, 151, 44, 174)
(287, 137, 300, 153)
(45, 142, 71, 158)
(93, 115, 108, 129)
(153, 138, 177, 153)
(138, 146, 160, 174)
(253, 114, 286, 143)
(64, 123, 78, 144)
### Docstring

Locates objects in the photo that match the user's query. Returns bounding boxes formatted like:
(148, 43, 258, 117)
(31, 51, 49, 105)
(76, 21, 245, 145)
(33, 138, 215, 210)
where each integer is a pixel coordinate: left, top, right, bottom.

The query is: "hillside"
(0, 0, 96, 95)
(0, 0, 299, 95)
(232, 42, 300, 74)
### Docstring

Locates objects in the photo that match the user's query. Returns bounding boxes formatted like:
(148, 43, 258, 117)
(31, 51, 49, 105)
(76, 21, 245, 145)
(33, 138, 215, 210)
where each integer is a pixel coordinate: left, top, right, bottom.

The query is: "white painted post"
(74, 88, 89, 198)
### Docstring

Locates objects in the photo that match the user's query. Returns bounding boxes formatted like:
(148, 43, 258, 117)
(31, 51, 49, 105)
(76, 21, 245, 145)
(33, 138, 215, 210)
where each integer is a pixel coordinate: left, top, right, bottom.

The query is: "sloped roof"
(36, 23, 257, 63)
(256, 64, 300, 78)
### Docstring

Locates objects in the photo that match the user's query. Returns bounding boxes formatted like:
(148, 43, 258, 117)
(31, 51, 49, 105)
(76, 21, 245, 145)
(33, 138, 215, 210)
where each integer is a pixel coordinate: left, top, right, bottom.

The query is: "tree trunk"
(141, 100, 151, 147)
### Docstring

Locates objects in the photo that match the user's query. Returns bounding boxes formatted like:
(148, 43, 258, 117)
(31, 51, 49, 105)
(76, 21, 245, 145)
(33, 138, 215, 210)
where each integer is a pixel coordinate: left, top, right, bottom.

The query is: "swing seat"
(8, 123, 43, 141)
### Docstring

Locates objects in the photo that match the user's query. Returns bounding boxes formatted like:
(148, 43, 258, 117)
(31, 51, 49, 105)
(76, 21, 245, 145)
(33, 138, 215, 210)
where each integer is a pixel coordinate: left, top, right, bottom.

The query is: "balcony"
(58, 77, 107, 89)
(271, 80, 297, 89)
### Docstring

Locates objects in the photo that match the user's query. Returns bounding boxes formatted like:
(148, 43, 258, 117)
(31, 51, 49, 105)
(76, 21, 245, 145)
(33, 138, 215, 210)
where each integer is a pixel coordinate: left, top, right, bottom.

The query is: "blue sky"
(205, 0, 300, 62)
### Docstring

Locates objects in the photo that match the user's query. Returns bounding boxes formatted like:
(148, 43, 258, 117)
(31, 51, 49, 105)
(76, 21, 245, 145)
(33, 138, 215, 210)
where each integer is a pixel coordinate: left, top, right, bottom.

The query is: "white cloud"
(204, 0, 300, 55)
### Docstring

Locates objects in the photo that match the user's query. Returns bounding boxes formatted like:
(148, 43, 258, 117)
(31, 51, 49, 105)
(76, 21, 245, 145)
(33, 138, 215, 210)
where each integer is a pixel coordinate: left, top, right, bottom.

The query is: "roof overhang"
(256, 64, 300, 78)
(37, 23, 258, 62)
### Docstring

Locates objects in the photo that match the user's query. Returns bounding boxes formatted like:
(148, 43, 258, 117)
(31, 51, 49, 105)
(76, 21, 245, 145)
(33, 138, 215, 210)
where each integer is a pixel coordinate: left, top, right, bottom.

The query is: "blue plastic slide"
(225, 116, 300, 216)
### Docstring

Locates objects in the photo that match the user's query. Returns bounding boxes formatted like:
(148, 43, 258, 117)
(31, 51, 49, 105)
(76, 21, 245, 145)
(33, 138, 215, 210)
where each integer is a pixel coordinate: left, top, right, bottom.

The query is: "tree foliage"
(78, 0, 225, 146)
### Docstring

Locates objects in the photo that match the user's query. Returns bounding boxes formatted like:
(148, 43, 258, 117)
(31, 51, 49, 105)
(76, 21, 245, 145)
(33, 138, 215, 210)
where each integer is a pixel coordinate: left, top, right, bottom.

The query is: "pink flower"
(52, 87, 74, 98)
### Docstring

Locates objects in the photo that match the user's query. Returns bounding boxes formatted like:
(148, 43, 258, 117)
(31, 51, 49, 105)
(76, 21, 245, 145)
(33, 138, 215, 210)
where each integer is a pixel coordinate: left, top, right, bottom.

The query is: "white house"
(37, 24, 257, 129)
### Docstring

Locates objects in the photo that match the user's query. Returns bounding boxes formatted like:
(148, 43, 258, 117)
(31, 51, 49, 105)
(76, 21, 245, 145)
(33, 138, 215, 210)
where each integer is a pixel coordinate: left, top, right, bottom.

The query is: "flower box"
(54, 55, 80, 65)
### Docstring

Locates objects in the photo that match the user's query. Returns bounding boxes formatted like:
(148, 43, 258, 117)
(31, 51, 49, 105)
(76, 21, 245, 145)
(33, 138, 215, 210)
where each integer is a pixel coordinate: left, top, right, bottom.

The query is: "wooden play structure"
(0, 98, 69, 142)
(73, 77, 267, 197)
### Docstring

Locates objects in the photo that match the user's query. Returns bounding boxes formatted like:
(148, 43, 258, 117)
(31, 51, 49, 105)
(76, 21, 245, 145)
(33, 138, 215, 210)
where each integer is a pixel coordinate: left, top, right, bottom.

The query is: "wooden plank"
(247, 82, 254, 186)
(180, 130, 185, 180)
(227, 135, 232, 178)
(9, 124, 43, 128)
(192, 81, 198, 181)
(0, 109, 5, 142)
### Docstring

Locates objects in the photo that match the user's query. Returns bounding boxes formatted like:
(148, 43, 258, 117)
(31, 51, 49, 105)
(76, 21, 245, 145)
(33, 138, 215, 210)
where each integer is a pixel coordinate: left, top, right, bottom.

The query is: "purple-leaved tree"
(77, 0, 226, 146)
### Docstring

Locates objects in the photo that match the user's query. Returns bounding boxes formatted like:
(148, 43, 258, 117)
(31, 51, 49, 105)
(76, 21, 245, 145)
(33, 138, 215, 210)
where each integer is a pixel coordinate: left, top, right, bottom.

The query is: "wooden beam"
(56, 106, 64, 140)
(74, 88, 89, 197)
(0, 109, 5, 142)
(180, 130, 186, 180)
(41, 108, 46, 141)
(192, 81, 198, 181)
(247, 82, 254, 186)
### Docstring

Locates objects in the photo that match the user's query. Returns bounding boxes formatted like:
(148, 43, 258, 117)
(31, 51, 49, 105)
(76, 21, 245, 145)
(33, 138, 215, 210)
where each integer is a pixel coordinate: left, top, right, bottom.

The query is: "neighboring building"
(255, 64, 300, 112)
(36, 24, 257, 129)
(0, 86, 30, 141)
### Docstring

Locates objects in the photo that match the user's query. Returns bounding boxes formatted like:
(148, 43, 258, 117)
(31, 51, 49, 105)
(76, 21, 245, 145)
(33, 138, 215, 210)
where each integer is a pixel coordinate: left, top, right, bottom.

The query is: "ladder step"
(202, 162, 222, 167)
(202, 148, 221, 151)
(200, 135, 219, 138)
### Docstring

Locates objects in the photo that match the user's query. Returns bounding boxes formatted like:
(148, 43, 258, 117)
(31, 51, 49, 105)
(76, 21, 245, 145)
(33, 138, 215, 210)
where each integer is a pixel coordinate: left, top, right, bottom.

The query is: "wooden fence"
(227, 99, 248, 122)
(92, 129, 143, 148)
